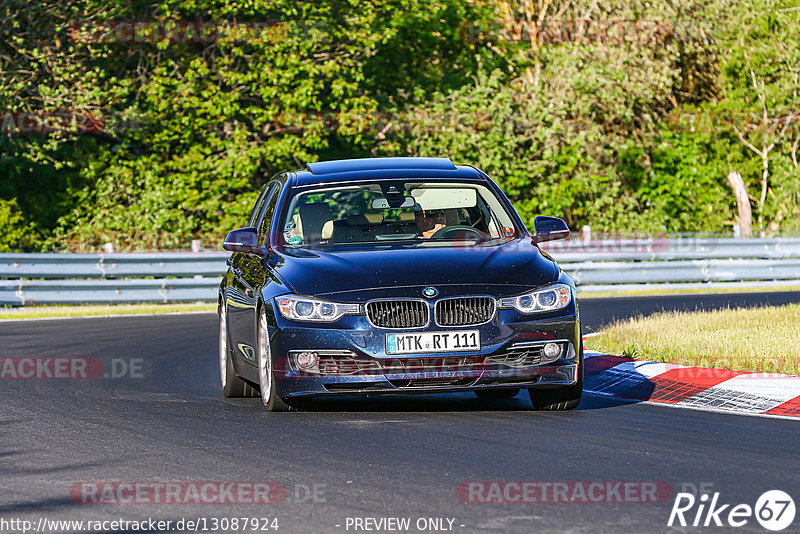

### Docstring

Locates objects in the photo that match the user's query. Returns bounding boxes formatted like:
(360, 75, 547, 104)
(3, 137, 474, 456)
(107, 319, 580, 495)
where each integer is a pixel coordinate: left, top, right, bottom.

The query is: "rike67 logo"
(669, 490, 796, 531)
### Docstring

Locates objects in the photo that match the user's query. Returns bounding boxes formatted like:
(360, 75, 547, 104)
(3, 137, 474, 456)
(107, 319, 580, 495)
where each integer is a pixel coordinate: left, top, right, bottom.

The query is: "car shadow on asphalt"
(309, 392, 535, 412)
(219, 354, 656, 413)
(299, 389, 646, 413)
(293, 355, 656, 413)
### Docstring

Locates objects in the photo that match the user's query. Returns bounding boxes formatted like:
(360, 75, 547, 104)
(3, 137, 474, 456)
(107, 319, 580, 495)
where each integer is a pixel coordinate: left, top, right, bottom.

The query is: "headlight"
(275, 295, 361, 322)
(498, 284, 572, 314)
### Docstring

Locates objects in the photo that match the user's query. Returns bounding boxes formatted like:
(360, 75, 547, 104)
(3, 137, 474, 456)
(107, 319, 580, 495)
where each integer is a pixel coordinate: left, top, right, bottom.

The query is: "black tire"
(256, 307, 294, 411)
(475, 388, 520, 400)
(219, 303, 258, 398)
(528, 347, 583, 411)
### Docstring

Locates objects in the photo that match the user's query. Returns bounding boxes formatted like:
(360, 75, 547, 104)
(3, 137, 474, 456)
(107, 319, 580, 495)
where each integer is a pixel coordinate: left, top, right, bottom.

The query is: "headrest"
(298, 203, 334, 242)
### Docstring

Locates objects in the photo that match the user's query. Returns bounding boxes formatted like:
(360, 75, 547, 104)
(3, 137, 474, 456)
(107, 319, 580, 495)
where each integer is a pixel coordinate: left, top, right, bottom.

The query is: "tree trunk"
(727, 171, 752, 238)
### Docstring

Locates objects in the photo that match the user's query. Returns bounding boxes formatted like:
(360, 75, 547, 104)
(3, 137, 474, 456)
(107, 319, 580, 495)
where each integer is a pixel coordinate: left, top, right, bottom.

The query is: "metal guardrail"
(1, 238, 799, 305)
(0, 277, 222, 306)
(0, 252, 228, 306)
(540, 237, 800, 261)
(0, 252, 228, 279)
(561, 259, 800, 285)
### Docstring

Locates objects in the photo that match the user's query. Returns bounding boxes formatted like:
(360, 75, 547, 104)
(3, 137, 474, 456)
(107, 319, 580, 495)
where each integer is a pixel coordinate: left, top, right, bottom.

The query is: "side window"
(257, 183, 281, 245)
(247, 185, 272, 228)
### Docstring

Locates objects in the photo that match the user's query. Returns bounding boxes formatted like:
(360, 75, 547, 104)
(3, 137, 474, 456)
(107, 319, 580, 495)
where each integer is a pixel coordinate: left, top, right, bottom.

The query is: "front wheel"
(257, 308, 292, 411)
(528, 351, 583, 411)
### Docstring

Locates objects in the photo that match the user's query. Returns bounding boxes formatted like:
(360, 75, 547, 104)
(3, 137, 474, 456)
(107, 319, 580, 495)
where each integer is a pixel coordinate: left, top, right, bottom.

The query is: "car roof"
(308, 157, 456, 175)
(291, 157, 486, 187)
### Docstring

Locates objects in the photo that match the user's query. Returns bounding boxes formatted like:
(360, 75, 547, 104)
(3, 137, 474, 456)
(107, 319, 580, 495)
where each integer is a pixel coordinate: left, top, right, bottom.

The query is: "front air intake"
(435, 297, 496, 326)
(365, 299, 429, 329)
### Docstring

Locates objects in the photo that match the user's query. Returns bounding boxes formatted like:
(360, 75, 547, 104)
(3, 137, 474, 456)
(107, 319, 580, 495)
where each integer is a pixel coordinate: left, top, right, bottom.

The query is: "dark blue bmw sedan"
(218, 157, 582, 411)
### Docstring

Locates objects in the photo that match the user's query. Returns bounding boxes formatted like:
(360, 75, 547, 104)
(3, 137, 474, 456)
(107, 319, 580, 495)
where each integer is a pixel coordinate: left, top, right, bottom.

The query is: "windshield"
(279, 180, 520, 248)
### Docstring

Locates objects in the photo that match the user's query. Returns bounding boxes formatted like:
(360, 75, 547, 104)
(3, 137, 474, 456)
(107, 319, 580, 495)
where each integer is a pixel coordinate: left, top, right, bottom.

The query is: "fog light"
(542, 342, 561, 359)
(296, 351, 319, 370)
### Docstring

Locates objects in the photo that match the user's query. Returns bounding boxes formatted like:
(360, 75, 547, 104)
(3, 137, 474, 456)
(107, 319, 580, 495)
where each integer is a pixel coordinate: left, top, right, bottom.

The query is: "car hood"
(271, 238, 558, 300)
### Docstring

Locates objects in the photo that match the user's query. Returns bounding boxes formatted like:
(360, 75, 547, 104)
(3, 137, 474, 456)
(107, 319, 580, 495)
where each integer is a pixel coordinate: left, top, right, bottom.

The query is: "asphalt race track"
(2, 292, 800, 533)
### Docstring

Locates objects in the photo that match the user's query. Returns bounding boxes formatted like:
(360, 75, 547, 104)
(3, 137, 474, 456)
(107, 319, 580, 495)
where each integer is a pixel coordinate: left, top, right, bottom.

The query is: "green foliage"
(383, 70, 663, 231)
(1, 0, 799, 250)
(0, 198, 39, 251)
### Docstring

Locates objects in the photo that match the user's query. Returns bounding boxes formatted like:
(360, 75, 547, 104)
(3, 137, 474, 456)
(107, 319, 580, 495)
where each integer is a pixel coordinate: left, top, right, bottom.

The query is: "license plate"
(386, 330, 480, 355)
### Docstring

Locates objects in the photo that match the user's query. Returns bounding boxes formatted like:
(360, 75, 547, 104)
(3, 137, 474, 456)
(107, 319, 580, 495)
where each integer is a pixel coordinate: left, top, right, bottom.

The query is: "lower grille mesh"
(485, 342, 566, 368)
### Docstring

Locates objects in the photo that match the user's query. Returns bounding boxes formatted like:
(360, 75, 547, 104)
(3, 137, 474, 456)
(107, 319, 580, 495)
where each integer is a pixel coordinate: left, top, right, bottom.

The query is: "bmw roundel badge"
(422, 287, 439, 298)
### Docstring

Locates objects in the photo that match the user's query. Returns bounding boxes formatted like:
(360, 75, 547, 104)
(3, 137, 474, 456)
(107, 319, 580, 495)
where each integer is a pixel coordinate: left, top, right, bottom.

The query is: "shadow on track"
(228, 387, 649, 413)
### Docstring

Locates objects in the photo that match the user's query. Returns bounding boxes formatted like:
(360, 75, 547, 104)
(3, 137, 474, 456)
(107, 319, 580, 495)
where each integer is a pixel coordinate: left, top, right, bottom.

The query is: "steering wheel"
(430, 225, 484, 240)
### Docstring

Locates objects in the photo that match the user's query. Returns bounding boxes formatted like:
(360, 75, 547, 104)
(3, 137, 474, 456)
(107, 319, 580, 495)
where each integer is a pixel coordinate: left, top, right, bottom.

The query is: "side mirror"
(222, 227, 265, 256)
(532, 216, 570, 243)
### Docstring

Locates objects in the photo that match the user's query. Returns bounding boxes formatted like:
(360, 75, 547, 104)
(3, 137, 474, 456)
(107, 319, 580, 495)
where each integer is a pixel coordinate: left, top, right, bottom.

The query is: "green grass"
(586, 303, 800, 375)
(0, 302, 216, 320)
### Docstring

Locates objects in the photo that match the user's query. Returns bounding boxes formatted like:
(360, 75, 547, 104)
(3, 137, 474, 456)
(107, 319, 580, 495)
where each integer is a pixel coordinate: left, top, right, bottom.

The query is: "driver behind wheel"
(414, 207, 447, 238)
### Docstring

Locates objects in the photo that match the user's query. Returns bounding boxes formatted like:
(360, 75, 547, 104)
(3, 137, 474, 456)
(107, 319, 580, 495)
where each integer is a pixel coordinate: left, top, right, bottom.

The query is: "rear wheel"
(219, 303, 258, 398)
(475, 388, 520, 400)
(528, 348, 583, 411)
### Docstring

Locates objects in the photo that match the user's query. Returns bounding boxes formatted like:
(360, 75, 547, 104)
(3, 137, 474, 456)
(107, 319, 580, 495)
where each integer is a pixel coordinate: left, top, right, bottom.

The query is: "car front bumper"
(267, 306, 582, 398)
